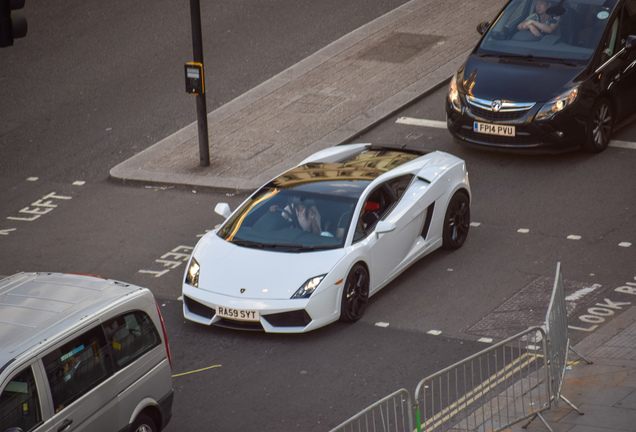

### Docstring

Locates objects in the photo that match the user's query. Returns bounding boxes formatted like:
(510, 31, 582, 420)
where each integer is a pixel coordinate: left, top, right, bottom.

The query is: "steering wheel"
(271, 206, 298, 228)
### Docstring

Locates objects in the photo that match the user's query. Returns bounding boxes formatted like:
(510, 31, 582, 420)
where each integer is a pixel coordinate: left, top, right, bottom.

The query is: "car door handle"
(57, 418, 73, 432)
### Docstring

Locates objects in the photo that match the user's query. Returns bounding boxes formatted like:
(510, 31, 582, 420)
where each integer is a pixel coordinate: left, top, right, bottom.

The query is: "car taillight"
(155, 301, 172, 370)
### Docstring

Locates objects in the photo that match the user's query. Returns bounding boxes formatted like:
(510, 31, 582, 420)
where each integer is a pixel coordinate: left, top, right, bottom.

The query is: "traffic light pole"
(189, 0, 210, 167)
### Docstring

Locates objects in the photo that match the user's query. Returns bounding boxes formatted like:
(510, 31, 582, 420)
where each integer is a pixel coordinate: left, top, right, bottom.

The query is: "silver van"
(0, 272, 173, 432)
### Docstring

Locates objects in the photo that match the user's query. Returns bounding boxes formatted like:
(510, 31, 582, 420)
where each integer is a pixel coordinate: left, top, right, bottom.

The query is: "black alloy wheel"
(583, 97, 613, 153)
(442, 191, 470, 250)
(340, 263, 369, 322)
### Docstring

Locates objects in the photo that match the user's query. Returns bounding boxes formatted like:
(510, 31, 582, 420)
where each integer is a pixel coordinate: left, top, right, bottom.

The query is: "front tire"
(442, 191, 470, 250)
(339, 263, 369, 322)
(131, 412, 157, 432)
(582, 97, 612, 153)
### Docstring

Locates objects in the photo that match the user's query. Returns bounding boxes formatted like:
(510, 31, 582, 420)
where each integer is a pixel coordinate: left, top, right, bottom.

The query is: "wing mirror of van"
(477, 21, 490, 35)
(214, 202, 232, 219)
(626, 35, 636, 50)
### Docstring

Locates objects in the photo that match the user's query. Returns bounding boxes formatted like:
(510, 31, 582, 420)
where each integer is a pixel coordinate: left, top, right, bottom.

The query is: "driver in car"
(283, 197, 322, 234)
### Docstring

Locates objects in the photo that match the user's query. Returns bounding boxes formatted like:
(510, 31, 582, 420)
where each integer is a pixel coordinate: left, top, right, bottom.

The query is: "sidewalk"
(512, 306, 636, 432)
(110, 0, 506, 192)
(109, 0, 636, 429)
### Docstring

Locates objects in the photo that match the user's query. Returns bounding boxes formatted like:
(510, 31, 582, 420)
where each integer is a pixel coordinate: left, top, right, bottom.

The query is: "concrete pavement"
(109, 0, 636, 429)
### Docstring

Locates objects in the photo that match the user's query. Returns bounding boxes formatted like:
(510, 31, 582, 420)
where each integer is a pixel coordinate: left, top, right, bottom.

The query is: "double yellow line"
(417, 352, 544, 432)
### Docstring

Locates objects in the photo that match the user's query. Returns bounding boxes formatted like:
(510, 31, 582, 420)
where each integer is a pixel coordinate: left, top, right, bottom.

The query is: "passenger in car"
(517, 0, 559, 37)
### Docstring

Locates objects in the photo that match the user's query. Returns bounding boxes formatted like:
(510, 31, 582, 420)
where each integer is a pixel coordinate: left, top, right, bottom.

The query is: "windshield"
(217, 186, 361, 251)
(479, 0, 619, 62)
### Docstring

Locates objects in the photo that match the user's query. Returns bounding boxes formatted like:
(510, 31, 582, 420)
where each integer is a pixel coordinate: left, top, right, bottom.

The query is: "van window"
(0, 366, 42, 431)
(43, 325, 112, 413)
(103, 311, 161, 369)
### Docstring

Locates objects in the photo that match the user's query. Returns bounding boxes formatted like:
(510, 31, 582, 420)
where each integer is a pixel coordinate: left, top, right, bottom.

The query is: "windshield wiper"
(495, 53, 578, 66)
(231, 239, 266, 249)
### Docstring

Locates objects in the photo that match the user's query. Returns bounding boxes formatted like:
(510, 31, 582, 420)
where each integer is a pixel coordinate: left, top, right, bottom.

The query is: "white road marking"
(396, 117, 636, 149)
(396, 117, 446, 129)
(610, 140, 636, 150)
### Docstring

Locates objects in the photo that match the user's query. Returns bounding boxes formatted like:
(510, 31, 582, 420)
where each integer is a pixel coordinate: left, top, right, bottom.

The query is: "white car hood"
(194, 234, 346, 300)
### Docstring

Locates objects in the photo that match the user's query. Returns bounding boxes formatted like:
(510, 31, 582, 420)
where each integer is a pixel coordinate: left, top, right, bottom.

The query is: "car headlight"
(448, 73, 462, 112)
(185, 257, 200, 287)
(291, 275, 326, 299)
(536, 86, 579, 121)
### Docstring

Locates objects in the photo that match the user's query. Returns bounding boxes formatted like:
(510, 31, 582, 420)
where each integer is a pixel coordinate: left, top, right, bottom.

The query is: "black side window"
(387, 174, 414, 201)
(103, 311, 160, 370)
(620, 0, 636, 44)
(353, 183, 400, 242)
(43, 325, 112, 413)
(0, 366, 42, 432)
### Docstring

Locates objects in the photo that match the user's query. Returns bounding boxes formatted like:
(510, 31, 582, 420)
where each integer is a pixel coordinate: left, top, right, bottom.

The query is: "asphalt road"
(2, 1, 636, 430)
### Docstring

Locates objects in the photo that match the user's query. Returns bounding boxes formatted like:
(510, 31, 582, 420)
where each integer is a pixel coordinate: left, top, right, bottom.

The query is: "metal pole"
(189, 0, 210, 166)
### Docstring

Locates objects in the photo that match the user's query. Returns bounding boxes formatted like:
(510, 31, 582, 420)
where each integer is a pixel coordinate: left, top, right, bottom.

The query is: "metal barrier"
(521, 262, 585, 428)
(329, 389, 413, 432)
(413, 326, 550, 432)
(330, 263, 585, 432)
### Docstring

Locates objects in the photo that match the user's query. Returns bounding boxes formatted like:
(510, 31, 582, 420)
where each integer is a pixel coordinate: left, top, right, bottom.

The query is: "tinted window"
(103, 311, 160, 369)
(217, 187, 357, 250)
(43, 325, 112, 413)
(479, 0, 621, 62)
(0, 366, 42, 432)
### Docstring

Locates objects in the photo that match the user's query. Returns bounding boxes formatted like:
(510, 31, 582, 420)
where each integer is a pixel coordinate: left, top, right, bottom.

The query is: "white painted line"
(73, 181, 86, 186)
(619, 242, 632, 248)
(567, 235, 582, 240)
(396, 117, 446, 129)
(470, 222, 481, 227)
(26, 177, 38, 182)
(478, 337, 493, 343)
(395, 118, 636, 150)
(427, 330, 442, 335)
(518, 228, 530, 233)
(375, 322, 390, 328)
(610, 140, 636, 150)
(565, 284, 601, 301)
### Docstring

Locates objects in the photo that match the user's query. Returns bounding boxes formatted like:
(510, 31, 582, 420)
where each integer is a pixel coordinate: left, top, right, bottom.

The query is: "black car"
(446, 0, 636, 153)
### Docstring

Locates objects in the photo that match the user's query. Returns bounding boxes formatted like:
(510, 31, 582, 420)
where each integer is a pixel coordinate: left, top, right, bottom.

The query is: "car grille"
(263, 310, 312, 327)
(184, 296, 216, 320)
(467, 96, 534, 121)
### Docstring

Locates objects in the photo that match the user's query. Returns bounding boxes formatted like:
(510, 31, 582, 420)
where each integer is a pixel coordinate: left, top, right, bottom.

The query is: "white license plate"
(216, 306, 260, 322)
(474, 122, 515, 137)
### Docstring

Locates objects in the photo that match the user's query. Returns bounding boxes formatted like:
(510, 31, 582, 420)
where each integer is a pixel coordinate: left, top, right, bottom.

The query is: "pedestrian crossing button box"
(185, 62, 204, 95)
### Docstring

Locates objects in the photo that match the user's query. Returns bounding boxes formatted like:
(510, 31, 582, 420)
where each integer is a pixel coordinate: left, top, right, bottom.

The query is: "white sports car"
(182, 143, 471, 333)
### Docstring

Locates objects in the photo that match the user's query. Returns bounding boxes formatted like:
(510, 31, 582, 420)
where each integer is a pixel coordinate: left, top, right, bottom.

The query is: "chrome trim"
(467, 96, 535, 112)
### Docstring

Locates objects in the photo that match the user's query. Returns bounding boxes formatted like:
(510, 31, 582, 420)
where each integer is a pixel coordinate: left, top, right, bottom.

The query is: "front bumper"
(182, 284, 340, 333)
(445, 98, 585, 154)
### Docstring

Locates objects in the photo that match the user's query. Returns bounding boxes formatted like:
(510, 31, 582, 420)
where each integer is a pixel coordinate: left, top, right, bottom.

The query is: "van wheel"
(583, 97, 613, 153)
(131, 413, 157, 432)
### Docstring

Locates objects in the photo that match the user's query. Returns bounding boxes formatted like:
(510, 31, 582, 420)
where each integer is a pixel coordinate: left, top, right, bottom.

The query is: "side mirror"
(477, 21, 490, 35)
(214, 202, 232, 219)
(626, 35, 636, 50)
(375, 220, 396, 235)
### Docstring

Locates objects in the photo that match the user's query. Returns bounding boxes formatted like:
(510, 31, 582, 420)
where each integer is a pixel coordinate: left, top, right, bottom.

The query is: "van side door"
(103, 310, 172, 429)
(41, 324, 118, 432)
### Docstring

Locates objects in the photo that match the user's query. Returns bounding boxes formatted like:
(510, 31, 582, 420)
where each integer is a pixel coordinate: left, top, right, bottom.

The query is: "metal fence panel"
(545, 262, 568, 402)
(329, 389, 413, 432)
(413, 327, 550, 432)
